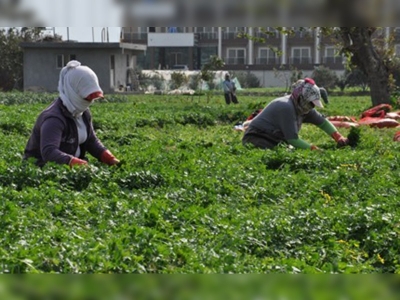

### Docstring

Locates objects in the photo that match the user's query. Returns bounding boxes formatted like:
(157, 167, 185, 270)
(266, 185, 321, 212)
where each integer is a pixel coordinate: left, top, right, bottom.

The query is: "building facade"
(20, 42, 146, 93)
(121, 27, 396, 87)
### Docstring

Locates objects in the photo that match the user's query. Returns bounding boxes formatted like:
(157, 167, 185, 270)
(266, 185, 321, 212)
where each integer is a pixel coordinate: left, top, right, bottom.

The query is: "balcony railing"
(222, 32, 242, 39)
(254, 31, 280, 39)
(197, 32, 218, 40)
(225, 57, 246, 65)
(255, 57, 280, 65)
(322, 56, 344, 64)
(289, 57, 312, 64)
(291, 30, 314, 38)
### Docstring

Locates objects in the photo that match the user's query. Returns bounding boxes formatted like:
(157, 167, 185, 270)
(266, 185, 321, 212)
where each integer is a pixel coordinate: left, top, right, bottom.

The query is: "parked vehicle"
(171, 65, 189, 70)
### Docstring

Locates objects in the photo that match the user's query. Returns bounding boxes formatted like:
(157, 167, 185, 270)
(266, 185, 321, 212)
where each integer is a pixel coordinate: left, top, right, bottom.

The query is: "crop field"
(0, 91, 399, 274)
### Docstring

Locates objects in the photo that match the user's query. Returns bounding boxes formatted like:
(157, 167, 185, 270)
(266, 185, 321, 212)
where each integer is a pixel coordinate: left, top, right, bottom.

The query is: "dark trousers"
(242, 126, 280, 149)
(224, 92, 238, 105)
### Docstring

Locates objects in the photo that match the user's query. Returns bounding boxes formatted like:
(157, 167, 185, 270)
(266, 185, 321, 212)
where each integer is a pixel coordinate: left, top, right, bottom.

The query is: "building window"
(227, 48, 246, 65)
(56, 54, 77, 69)
(123, 27, 133, 34)
(169, 52, 183, 66)
(126, 54, 130, 67)
(56, 54, 64, 69)
(110, 55, 115, 88)
(291, 27, 313, 38)
(110, 55, 115, 70)
(324, 46, 341, 63)
(255, 27, 279, 39)
(257, 48, 278, 64)
(196, 27, 217, 39)
(226, 27, 246, 33)
(196, 27, 215, 33)
(223, 27, 244, 39)
(135, 27, 148, 39)
(291, 47, 311, 64)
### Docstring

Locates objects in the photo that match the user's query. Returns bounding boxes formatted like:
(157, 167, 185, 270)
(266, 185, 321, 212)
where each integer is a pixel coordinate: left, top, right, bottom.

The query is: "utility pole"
(101, 27, 109, 42)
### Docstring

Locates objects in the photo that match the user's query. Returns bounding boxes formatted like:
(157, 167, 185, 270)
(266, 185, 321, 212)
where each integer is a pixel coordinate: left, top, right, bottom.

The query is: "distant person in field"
(242, 78, 349, 150)
(222, 74, 238, 105)
(24, 60, 120, 167)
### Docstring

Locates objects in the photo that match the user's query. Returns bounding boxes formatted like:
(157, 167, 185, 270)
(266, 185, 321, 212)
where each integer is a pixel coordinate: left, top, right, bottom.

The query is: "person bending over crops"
(242, 78, 349, 150)
(24, 60, 120, 167)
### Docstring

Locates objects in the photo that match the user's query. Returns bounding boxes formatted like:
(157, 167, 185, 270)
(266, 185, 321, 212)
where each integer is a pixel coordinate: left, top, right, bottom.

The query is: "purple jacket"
(24, 98, 107, 167)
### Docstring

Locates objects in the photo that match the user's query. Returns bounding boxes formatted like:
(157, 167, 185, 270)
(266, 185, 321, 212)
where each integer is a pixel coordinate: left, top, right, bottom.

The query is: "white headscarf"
(58, 60, 103, 118)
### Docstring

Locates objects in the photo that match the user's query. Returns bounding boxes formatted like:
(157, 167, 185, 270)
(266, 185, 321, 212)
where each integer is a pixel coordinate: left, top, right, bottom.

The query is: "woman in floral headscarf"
(242, 78, 349, 150)
(24, 60, 120, 167)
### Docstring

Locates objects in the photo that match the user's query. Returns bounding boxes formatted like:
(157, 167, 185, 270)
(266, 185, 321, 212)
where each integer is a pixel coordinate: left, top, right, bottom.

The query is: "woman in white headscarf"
(24, 60, 119, 167)
(242, 78, 349, 150)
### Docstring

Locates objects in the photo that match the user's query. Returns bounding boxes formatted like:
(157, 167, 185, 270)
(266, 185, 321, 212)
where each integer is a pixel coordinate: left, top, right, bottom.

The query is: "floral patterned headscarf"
(291, 78, 323, 115)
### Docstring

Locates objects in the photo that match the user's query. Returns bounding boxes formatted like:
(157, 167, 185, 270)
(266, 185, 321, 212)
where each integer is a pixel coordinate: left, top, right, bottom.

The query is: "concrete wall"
(251, 70, 346, 88)
(23, 49, 60, 92)
(140, 69, 346, 91)
(23, 48, 132, 94)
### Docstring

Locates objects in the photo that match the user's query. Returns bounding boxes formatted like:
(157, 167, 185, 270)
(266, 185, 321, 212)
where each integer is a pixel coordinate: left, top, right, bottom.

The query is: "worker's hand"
(393, 131, 400, 141)
(331, 131, 350, 148)
(336, 137, 350, 147)
(310, 145, 320, 151)
(69, 157, 88, 167)
(100, 150, 120, 166)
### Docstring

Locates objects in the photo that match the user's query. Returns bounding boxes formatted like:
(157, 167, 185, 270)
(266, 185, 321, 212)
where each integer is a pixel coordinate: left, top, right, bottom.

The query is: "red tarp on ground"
(327, 105, 400, 129)
(327, 104, 400, 141)
(329, 120, 360, 128)
(358, 117, 400, 128)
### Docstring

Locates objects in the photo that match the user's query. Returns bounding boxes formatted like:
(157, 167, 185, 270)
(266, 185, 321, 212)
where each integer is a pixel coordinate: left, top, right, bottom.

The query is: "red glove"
(393, 131, 400, 141)
(69, 157, 88, 167)
(331, 131, 349, 147)
(100, 150, 120, 166)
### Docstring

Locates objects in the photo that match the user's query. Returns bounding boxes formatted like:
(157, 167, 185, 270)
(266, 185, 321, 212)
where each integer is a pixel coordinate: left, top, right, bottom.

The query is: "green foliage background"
(0, 91, 399, 274)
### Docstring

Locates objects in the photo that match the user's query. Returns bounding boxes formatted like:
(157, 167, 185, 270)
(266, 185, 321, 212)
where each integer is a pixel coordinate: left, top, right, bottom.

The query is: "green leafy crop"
(0, 92, 399, 275)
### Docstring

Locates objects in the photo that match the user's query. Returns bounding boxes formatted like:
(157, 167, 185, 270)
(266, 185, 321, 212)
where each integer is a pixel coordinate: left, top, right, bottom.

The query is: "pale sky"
(53, 27, 121, 43)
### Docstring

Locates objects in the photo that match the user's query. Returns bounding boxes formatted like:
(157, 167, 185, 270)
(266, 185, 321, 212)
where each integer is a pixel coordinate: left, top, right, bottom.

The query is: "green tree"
(230, 71, 260, 88)
(199, 55, 225, 101)
(311, 65, 338, 90)
(335, 27, 391, 105)
(0, 27, 45, 91)
(200, 55, 225, 85)
(170, 71, 189, 90)
(336, 74, 347, 92)
(249, 27, 394, 106)
(345, 68, 369, 92)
